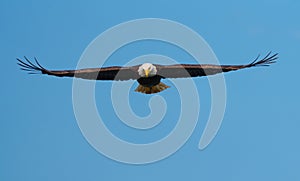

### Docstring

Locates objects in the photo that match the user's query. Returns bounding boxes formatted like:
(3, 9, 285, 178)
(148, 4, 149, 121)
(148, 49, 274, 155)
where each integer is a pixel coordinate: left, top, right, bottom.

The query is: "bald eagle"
(17, 52, 278, 94)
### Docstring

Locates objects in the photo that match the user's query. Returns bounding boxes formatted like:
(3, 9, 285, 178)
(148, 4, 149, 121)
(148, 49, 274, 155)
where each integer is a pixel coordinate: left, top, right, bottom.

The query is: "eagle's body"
(17, 52, 278, 94)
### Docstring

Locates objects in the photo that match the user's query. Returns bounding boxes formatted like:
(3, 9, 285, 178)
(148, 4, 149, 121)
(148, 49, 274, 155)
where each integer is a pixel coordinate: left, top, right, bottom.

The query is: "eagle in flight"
(17, 52, 278, 94)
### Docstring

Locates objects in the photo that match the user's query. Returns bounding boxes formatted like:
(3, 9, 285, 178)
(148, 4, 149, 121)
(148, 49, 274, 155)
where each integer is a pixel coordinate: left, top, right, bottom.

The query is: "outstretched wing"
(155, 52, 278, 78)
(17, 57, 140, 81)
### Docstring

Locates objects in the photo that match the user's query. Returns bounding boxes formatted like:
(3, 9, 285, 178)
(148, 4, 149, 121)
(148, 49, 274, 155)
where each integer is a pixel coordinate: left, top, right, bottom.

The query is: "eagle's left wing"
(155, 52, 278, 78)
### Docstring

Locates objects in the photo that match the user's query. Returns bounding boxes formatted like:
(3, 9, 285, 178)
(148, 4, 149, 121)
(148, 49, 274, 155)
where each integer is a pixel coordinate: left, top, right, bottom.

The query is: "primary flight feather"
(17, 52, 278, 94)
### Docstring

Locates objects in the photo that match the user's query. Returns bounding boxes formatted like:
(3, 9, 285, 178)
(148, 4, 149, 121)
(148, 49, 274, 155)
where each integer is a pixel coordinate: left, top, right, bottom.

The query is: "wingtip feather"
(17, 56, 46, 74)
(248, 52, 278, 67)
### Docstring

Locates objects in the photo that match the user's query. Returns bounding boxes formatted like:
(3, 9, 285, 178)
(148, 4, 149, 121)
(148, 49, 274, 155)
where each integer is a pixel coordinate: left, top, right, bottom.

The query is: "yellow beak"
(144, 69, 150, 77)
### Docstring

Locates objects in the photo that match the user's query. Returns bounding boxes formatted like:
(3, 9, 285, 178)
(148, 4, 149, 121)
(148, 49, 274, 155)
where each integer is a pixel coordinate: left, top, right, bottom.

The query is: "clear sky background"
(1, 0, 300, 180)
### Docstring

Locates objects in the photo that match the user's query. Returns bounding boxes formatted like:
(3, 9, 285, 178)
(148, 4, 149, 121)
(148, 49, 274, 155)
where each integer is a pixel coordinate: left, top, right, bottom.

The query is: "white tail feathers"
(135, 82, 170, 94)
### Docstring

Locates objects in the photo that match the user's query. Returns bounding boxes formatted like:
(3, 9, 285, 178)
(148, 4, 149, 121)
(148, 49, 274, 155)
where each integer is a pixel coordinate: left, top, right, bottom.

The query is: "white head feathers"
(138, 63, 157, 77)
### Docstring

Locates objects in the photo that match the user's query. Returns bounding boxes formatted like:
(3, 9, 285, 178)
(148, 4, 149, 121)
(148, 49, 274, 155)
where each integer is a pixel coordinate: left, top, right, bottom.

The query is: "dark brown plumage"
(17, 52, 278, 94)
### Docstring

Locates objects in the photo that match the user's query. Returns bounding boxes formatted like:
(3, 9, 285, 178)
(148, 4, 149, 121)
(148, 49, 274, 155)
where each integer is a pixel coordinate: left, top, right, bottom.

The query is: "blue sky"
(1, 0, 300, 180)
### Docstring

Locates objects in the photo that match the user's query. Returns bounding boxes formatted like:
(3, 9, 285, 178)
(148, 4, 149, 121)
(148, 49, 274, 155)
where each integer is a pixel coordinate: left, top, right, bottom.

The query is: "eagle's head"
(138, 63, 157, 77)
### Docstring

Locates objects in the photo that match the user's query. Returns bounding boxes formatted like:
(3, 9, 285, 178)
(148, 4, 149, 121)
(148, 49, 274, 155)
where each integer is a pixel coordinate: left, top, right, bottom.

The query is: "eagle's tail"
(135, 82, 170, 94)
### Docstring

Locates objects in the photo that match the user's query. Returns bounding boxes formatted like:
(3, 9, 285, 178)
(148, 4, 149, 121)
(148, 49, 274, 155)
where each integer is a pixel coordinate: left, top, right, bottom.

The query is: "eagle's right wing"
(17, 57, 141, 81)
